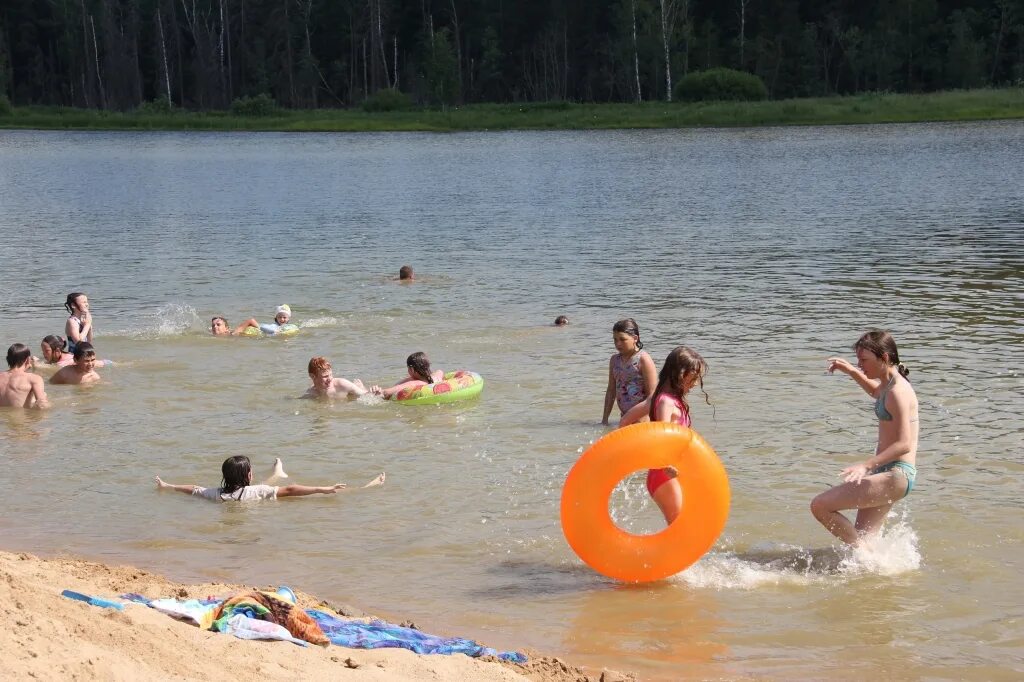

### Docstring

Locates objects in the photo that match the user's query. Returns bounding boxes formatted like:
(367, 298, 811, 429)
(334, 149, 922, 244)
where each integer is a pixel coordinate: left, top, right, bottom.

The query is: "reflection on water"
(1, 122, 1022, 679)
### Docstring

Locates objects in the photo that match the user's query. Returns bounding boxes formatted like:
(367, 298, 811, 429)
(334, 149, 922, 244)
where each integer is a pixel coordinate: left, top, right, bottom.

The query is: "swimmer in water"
(810, 330, 919, 545)
(258, 304, 294, 335)
(155, 455, 385, 502)
(371, 351, 444, 399)
(40, 335, 74, 366)
(0, 344, 49, 409)
(51, 342, 101, 385)
(211, 316, 260, 336)
(302, 356, 371, 399)
(554, 315, 569, 326)
(398, 265, 414, 281)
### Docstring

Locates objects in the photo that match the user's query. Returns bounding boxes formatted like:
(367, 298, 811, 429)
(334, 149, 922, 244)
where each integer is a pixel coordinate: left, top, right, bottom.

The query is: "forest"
(2, 0, 1023, 111)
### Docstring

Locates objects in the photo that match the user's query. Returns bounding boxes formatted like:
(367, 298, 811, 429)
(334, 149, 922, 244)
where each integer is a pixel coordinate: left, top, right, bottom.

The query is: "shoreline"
(0, 547, 632, 682)
(1, 88, 1021, 133)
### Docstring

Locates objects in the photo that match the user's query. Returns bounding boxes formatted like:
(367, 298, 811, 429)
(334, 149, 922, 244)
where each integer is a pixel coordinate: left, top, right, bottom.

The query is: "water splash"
(108, 303, 201, 339)
(299, 316, 340, 328)
(678, 513, 921, 590)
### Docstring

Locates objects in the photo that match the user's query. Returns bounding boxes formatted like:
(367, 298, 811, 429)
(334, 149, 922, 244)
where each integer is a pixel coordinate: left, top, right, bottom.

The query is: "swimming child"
(399, 265, 414, 281)
(372, 351, 444, 399)
(155, 455, 386, 502)
(40, 335, 74, 366)
(601, 318, 657, 425)
(810, 331, 919, 545)
(51, 342, 101, 385)
(211, 316, 260, 336)
(554, 315, 569, 326)
(621, 346, 709, 525)
(259, 304, 294, 335)
(64, 292, 93, 354)
(302, 356, 371, 399)
(0, 344, 49, 409)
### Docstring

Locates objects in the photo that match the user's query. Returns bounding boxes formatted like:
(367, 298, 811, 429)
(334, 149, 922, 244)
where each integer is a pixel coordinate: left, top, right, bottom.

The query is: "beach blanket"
(212, 591, 329, 646)
(122, 593, 526, 662)
(306, 610, 527, 663)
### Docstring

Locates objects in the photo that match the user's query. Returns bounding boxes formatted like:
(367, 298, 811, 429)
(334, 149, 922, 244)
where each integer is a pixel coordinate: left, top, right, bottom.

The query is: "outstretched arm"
(154, 476, 199, 495)
(277, 483, 347, 497)
(335, 377, 369, 398)
(827, 357, 881, 396)
(232, 318, 260, 335)
(619, 397, 650, 427)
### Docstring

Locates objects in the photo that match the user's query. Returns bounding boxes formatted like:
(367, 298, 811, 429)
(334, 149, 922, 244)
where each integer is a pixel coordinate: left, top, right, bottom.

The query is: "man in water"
(302, 356, 370, 399)
(0, 344, 49, 408)
(51, 342, 101, 385)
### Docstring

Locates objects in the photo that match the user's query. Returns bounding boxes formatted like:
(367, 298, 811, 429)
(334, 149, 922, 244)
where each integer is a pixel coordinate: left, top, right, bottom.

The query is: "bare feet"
(362, 472, 386, 488)
(265, 457, 289, 483)
(154, 476, 168, 489)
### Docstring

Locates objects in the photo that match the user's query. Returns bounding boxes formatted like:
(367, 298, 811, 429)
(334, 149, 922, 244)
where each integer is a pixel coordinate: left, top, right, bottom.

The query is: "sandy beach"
(0, 550, 631, 682)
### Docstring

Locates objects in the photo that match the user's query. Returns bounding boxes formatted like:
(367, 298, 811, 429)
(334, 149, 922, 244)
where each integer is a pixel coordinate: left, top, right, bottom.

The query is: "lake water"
(1, 123, 1022, 680)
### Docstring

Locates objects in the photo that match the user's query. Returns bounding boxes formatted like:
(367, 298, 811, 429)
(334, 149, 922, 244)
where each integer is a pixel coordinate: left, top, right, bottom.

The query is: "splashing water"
(109, 303, 201, 339)
(299, 316, 340, 328)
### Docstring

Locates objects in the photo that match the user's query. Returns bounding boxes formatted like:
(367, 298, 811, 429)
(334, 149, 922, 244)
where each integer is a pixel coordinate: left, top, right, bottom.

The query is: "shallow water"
(1, 123, 1022, 679)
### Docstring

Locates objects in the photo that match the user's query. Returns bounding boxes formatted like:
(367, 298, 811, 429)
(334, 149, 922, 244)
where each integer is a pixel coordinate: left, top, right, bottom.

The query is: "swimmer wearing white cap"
(259, 304, 293, 335)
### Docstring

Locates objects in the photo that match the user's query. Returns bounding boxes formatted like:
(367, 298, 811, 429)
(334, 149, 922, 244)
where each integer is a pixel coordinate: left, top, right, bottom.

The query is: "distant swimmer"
(64, 292, 94, 354)
(372, 351, 444, 399)
(51, 342, 101, 385)
(211, 316, 260, 336)
(302, 356, 371, 399)
(554, 315, 569, 326)
(0, 344, 49, 409)
(398, 265, 415, 281)
(155, 455, 385, 502)
(601, 318, 656, 425)
(811, 331, 919, 546)
(620, 346, 710, 525)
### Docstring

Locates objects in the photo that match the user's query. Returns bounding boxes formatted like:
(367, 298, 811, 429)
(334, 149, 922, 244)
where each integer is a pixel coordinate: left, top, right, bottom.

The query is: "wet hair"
(649, 346, 711, 421)
(7, 343, 31, 369)
(554, 316, 569, 326)
(406, 351, 434, 383)
(41, 335, 67, 363)
(854, 330, 910, 379)
(72, 342, 96, 361)
(612, 318, 643, 350)
(211, 316, 228, 327)
(64, 292, 86, 315)
(308, 356, 331, 375)
(220, 455, 252, 497)
(399, 265, 414, 280)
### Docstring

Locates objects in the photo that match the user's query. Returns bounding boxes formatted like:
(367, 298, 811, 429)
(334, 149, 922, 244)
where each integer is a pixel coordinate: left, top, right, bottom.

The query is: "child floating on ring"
(302, 356, 371, 400)
(155, 455, 385, 502)
(371, 351, 444, 399)
(620, 346, 710, 525)
(212, 305, 296, 336)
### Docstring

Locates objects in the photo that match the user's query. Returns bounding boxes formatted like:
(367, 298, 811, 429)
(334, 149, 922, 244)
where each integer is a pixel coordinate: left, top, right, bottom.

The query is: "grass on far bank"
(1, 88, 1022, 133)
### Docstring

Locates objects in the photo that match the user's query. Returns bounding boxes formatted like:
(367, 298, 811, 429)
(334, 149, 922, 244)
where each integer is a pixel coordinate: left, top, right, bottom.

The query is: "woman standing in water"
(810, 330, 919, 545)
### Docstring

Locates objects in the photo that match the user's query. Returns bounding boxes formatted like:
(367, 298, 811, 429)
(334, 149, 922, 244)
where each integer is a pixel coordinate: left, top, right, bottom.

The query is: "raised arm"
(827, 357, 881, 396)
(232, 318, 260, 335)
(601, 358, 616, 425)
(277, 483, 347, 497)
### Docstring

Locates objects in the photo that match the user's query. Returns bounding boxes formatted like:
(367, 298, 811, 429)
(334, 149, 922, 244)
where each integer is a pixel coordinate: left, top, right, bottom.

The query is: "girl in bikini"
(621, 346, 710, 525)
(601, 318, 657, 425)
(810, 330, 919, 545)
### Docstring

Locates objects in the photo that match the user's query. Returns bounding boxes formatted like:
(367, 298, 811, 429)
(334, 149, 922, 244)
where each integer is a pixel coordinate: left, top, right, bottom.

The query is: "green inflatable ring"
(394, 371, 484, 405)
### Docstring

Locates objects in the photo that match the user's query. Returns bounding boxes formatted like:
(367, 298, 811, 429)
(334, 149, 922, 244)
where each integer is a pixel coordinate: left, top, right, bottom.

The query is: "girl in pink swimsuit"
(643, 346, 710, 525)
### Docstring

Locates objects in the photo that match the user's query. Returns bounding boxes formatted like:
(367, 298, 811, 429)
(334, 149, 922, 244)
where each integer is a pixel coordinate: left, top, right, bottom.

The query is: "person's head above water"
(308, 356, 334, 391)
(220, 455, 253, 496)
(72, 342, 97, 370)
(399, 265, 414, 281)
(853, 330, 909, 380)
(211, 316, 231, 335)
(406, 351, 434, 384)
(41, 335, 68, 363)
(7, 343, 32, 369)
(64, 292, 88, 316)
(554, 316, 569, 326)
(649, 346, 710, 420)
(274, 304, 292, 325)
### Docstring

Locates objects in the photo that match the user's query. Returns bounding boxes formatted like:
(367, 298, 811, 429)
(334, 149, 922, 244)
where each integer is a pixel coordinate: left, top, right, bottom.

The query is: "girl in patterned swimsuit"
(601, 318, 657, 425)
(810, 330, 919, 545)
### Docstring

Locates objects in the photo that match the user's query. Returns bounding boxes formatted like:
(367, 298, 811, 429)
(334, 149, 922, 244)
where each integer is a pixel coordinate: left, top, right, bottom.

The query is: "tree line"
(2, 0, 1023, 110)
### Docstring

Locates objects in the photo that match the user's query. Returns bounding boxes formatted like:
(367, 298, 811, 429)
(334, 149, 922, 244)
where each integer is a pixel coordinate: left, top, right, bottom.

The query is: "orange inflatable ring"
(560, 421, 730, 583)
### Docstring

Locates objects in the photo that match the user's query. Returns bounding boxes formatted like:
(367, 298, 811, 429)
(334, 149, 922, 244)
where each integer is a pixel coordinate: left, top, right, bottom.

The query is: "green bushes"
(361, 88, 413, 112)
(675, 68, 769, 103)
(137, 96, 173, 114)
(0, 95, 12, 116)
(230, 93, 277, 116)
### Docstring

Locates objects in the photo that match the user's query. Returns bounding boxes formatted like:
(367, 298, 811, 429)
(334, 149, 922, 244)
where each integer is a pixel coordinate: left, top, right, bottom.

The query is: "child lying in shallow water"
(155, 456, 385, 502)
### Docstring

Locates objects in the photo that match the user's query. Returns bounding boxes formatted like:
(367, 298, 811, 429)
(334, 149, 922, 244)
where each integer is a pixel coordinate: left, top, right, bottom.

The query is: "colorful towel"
(306, 610, 527, 663)
(212, 591, 330, 646)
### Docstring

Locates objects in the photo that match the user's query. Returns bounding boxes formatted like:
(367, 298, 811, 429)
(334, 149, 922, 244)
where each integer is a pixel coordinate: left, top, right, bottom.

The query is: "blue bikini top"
(875, 375, 896, 421)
